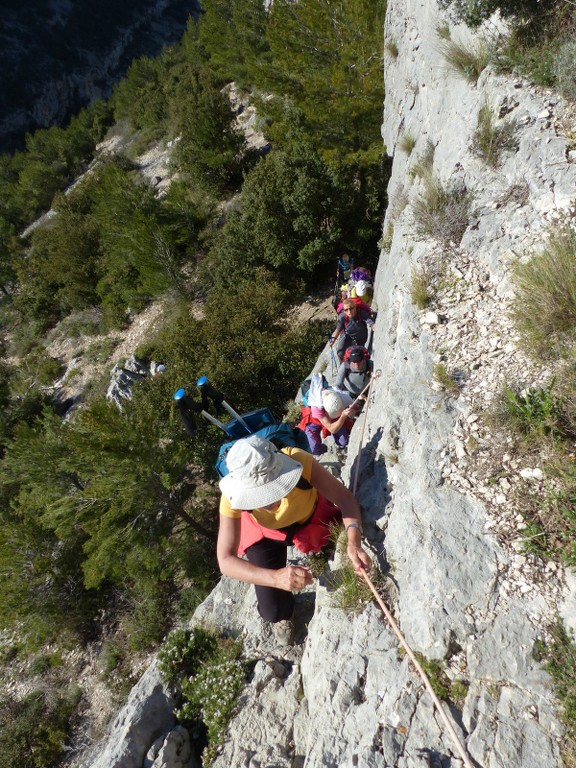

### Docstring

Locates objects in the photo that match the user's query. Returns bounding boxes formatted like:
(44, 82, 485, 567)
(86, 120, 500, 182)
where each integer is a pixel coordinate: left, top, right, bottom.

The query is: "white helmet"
(355, 279, 370, 297)
(322, 390, 344, 418)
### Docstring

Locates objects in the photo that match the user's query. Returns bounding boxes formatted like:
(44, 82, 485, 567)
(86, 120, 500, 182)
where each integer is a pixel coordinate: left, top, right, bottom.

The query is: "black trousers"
(245, 536, 294, 623)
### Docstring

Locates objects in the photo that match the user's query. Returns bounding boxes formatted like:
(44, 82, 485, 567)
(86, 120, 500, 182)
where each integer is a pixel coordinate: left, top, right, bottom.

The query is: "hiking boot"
(273, 619, 295, 647)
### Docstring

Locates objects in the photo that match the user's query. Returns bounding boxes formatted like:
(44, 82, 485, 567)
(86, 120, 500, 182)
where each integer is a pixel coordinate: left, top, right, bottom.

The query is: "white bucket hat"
(354, 279, 369, 297)
(322, 390, 344, 418)
(219, 435, 303, 510)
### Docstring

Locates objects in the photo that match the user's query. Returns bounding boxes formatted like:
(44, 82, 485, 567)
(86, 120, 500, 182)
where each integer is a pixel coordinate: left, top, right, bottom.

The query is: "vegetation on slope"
(0, 0, 387, 763)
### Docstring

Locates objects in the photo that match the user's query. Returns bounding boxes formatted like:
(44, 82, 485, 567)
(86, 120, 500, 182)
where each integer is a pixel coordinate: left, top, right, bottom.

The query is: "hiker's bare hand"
(274, 565, 313, 592)
(347, 542, 372, 573)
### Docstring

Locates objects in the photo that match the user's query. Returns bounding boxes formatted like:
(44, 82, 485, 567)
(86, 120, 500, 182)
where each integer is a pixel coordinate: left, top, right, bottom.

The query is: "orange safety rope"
(360, 571, 476, 768)
(349, 369, 476, 767)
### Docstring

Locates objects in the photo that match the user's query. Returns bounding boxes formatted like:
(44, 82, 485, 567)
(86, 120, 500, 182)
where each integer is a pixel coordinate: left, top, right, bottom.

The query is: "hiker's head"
(219, 436, 303, 510)
(342, 301, 357, 315)
(341, 253, 350, 264)
(348, 346, 367, 370)
(354, 280, 370, 298)
(322, 390, 345, 419)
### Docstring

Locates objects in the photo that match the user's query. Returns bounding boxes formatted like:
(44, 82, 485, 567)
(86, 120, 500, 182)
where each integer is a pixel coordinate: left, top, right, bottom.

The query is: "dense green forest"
(0, 0, 386, 762)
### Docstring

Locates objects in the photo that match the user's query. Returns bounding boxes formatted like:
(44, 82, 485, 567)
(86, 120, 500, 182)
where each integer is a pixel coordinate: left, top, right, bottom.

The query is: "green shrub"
(554, 40, 576, 102)
(433, 362, 462, 397)
(437, 0, 553, 28)
(179, 656, 247, 766)
(499, 382, 565, 441)
(159, 626, 248, 767)
(511, 227, 576, 358)
(158, 626, 221, 684)
(0, 687, 81, 768)
(411, 268, 432, 310)
(534, 619, 576, 752)
(471, 101, 518, 168)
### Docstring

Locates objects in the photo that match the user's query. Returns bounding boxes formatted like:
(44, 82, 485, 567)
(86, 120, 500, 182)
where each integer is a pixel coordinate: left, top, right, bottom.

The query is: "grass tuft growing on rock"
(471, 101, 518, 168)
(512, 227, 576, 359)
(439, 37, 489, 84)
(412, 173, 471, 247)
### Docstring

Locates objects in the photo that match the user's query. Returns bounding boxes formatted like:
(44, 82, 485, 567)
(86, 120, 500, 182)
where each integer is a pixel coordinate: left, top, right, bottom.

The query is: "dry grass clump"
(471, 101, 518, 168)
(412, 172, 472, 247)
(398, 133, 417, 155)
(511, 226, 576, 359)
(439, 37, 490, 84)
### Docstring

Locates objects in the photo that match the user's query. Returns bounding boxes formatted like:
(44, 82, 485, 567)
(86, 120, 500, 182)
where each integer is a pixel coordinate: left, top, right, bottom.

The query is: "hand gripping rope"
(349, 370, 476, 768)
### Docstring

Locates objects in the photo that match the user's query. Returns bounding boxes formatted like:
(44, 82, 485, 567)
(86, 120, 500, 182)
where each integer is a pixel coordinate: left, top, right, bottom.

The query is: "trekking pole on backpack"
(196, 376, 252, 435)
(174, 387, 231, 435)
(327, 335, 339, 376)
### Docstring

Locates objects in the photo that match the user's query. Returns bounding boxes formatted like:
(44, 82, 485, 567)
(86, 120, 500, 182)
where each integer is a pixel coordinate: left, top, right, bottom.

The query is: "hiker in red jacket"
(217, 436, 371, 645)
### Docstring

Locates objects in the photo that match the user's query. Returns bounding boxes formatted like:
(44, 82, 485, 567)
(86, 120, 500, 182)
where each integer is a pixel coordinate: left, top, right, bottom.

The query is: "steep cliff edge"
(78, 1, 576, 766)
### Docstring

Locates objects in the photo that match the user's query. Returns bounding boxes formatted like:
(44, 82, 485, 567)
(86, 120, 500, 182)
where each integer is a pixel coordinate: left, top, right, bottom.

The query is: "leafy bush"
(0, 687, 81, 768)
(471, 101, 518, 168)
(511, 227, 576, 358)
(499, 382, 565, 441)
(437, 0, 554, 28)
(159, 626, 248, 766)
(534, 620, 576, 752)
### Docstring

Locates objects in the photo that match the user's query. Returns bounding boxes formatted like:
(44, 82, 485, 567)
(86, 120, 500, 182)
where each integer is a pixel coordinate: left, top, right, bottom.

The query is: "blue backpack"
(215, 415, 310, 479)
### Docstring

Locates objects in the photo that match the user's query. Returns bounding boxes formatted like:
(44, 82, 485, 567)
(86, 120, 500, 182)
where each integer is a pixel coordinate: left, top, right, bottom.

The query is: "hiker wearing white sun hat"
(217, 435, 371, 641)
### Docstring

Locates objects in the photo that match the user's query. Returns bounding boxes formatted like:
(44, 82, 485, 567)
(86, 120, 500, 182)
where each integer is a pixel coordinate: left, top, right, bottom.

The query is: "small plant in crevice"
(398, 133, 417, 155)
(410, 140, 436, 180)
(411, 268, 433, 310)
(385, 39, 399, 58)
(436, 22, 451, 40)
(433, 362, 462, 397)
(414, 654, 451, 700)
(498, 381, 565, 442)
(471, 100, 518, 168)
(439, 37, 490, 84)
(412, 173, 472, 247)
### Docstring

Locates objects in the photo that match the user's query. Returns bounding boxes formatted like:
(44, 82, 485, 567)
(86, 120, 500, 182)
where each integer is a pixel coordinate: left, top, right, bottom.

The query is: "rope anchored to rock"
(349, 368, 476, 768)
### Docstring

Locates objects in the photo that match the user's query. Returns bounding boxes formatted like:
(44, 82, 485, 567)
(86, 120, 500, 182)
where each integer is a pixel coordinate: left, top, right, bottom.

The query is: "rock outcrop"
(0, 0, 195, 153)
(78, 1, 576, 766)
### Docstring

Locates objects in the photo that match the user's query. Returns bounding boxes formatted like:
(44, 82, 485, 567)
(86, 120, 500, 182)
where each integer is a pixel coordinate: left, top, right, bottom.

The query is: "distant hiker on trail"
(217, 435, 371, 645)
(336, 253, 354, 287)
(299, 374, 355, 456)
(334, 345, 373, 408)
(330, 299, 375, 360)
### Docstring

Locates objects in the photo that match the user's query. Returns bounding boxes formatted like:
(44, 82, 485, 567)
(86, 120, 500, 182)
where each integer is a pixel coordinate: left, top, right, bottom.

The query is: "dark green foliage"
(207, 142, 345, 283)
(174, 66, 246, 194)
(262, 0, 385, 156)
(112, 56, 169, 136)
(0, 687, 81, 768)
(198, 0, 270, 86)
(438, 0, 555, 27)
